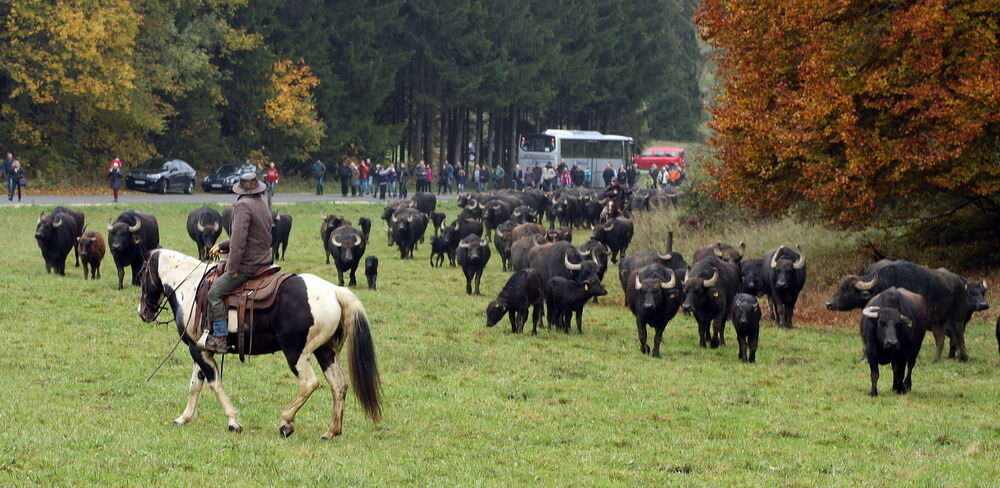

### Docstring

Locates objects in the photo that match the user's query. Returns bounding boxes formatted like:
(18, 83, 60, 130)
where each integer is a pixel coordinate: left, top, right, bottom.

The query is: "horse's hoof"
(320, 431, 341, 440)
(173, 417, 189, 425)
(228, 423, 243, 433)
(279, 424, 294, 438)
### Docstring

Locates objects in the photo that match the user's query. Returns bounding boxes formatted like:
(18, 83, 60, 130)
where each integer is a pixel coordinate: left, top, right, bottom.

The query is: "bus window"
(519, 134, 555, 152)
(597, 141, 623, 159)
(563, 139, 588, 159)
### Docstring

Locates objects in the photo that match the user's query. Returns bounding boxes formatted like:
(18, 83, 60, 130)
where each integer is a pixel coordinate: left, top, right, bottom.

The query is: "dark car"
(202, 163, 257, 193)
(126, 158, 196, 194)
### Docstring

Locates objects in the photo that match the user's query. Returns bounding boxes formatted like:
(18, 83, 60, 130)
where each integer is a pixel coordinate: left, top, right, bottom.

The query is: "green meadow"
(0, 201, 997, 487)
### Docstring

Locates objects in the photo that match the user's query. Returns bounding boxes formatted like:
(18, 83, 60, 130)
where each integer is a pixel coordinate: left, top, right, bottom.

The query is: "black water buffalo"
(430, 212, 447, 235)
(107, 210, 160, 290)
(271, 212, 292, 261)
(546, 226, 573, 243)
(511, 222, 545, 242)
(739, 259, 765, 297)
(390, 207, 427, 259)
(321, 214, 352, 264)
(186, 206, 223, 260)
(411, 192, 437, 214)
(590, 217, 633, 263)
(221, 205, 234, 235)
(381, 201, 409, 245)
(357, 217, 372, 244)
(860, 287, 928, 396)
(329, 226, 366, 286)
(456, 235, 492, 295)
(365, 256, 378, 290)
(510, 205, 537, 224)
(35, 209, 82, 275)
(442, 218, 483, 266)
(826, 260, 976, 362)
(544, 276, 607, 333)
(681, 255, 739, 348)
(761, 246, 807, 329)
(430, 235, 448, 268)
(548, 195, 581, 229)
(692, 241, 746, 266)
(483, 199, 513, 239)
(731, 293, 762, 363)
(510, 234, 546, 272)
(77, 230, 106, 280)
(494, 220, 518, 272)
(579, 240, 611, 281)
(619, 250, 688, 305)
(486, 268, 545, 334)
(528, 240, 603, 290)
(626, 264, 682, 357)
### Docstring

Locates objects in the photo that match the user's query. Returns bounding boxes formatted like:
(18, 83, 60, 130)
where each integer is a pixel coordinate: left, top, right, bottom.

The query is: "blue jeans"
(6, 178, 14, 198)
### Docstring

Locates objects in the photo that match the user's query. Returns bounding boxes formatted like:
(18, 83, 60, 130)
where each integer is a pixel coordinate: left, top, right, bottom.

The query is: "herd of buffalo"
(32, 188, 995, 397)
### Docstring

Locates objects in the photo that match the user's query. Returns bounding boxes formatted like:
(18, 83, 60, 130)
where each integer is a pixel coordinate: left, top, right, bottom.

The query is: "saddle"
(193, 261, 295, 361)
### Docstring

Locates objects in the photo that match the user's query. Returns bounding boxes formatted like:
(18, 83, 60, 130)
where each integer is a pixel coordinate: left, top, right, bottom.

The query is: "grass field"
(0, 201, 997, 486)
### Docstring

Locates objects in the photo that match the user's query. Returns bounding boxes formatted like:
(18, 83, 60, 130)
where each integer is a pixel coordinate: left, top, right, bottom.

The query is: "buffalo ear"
(132, 236, 142, 244)
(901, 315, 912, 328)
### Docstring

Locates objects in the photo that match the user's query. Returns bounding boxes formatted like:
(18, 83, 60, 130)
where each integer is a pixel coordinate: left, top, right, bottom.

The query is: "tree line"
(0, 0, 704, 181)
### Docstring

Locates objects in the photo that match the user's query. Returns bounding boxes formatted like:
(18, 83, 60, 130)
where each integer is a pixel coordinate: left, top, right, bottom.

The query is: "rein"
(143, 254, 214, 382)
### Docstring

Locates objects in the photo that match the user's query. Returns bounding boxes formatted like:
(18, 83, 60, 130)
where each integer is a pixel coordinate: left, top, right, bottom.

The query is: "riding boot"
(205, 320, 229, 353)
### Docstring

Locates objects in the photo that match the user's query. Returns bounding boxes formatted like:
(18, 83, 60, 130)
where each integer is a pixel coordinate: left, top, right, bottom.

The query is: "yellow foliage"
(264, 59, 322, 128)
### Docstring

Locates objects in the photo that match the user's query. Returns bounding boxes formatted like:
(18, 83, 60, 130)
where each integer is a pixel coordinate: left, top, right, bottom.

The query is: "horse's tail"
(337, 288, 382, 422)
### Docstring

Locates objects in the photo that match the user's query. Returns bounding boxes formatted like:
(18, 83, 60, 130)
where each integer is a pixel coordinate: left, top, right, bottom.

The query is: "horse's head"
(137, 250, 164, 322)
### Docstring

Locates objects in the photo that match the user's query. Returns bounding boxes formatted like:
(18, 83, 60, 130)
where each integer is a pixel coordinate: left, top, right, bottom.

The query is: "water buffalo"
(731, 293, 762, 363)
(35, 209, 82, 275)
(826, 260, 977, 362)
(221, 205, 234, 236)
(411, 192, 437, 214)
(329, 226, 366, 286)
(321, 214, 352, 264)
(511, 222, 545, 242)
(739, 259, 765, 297)
(510, 234, 547, 272)
(692, 241, 745, 266)
(626, 264, 682, 357)
(483, 199, 513, 239)
(357, 217, 372, 244)
(509, 205, 538, 224)
(761, 245, 807, 329)
(430, 212, 447, 236)
(108, 210, 160, 289)
(456, 235, 492, 295)
(544, 276, 607, 334)
(860, 287, 928, 396)
(186, 206, 223, 260)
(590, 217, 633, 263)
(365, 256, 378, 290)
(494, 220, 518, 272)
(579, 240, 611, 281)
(528, 240, 603, 291)
(681, 255, 739, 348)
(430, 235, 448, 268)
(486, 268, 545, 334)
(271, 212, 292, 261)
(546, 226, 573, 243)
(77, 230, 106, 280)
(441, 218, 483, 266)
(390, 207, 427, 259)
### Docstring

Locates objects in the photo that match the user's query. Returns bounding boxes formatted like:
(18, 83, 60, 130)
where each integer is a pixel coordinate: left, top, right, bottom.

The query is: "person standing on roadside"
(3, 153, 14, 201)
(398, 163, 409, 199)
(456, 166, 466, 193)
(349, 161, 360, 197)
(426, 164, 434, 194)
(312, 158, 326, 195)
(602, 163, 615, 187)
(414, 161, 427, 193)
(109, 157, 123, 202)
(339, 160, 351, 196)
(493, 164, 505, 190)
(387, 163, 398, 198)
(358, 159, 369, 196)
(8, 160, 24, 202)
(377, 164, 390, 200)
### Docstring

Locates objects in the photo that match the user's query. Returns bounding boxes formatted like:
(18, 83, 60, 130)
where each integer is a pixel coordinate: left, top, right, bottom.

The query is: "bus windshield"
(519, 134, 555, 152)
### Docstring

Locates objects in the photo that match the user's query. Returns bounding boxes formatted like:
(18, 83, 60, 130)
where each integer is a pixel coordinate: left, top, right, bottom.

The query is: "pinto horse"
(137, 249, 381, 438)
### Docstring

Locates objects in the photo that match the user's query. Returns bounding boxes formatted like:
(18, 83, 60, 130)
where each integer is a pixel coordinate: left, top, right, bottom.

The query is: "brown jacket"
(218, 194, 273, 273)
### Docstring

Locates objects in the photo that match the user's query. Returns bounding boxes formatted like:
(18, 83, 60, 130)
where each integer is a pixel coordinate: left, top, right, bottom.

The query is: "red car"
(634, 146, 685, 169)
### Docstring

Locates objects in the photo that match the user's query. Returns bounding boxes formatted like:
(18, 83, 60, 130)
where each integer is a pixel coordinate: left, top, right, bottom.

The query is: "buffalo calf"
(487, 268, 545, 334)
(430, 235, 447, 268)
(544, 276, 607, 334)
(731, 293, 761, 363)
(365, 256, 378, 290)
(77, 230, 106, 280)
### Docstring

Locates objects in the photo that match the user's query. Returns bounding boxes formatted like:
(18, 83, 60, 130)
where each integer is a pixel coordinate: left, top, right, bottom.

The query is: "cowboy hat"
(233, 172, 266, 195)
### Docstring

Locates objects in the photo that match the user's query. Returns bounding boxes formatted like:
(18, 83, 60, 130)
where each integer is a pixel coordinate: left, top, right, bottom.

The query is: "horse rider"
(600, 177, 630, 222)
(205, 172, 274, 353)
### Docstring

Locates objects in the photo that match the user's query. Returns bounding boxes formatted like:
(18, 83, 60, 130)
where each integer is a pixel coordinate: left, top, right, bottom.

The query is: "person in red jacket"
(264, 162, 279, 207)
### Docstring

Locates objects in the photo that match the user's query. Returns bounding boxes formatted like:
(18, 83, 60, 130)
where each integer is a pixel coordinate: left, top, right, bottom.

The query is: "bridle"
(140, 252, 212, 327)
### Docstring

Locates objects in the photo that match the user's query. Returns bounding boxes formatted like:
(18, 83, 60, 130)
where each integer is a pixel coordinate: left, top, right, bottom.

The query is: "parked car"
(125, 158, 196, 194)
(634, 147, 685, 169)
(202, 163, 257, 193)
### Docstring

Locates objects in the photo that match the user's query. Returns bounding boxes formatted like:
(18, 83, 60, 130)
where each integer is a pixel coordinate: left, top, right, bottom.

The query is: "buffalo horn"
(983, 279, 988, 290)
(592, 255, 600, 266)
(854, 274, 878, 291)
(602, 244, 611, 255)
(661, 269, 677, 289)
(738, 241, 746, 258)
(128, 217, 141, 233)
(564, 254, 582, 271)
(274, 214, 281, 222)
(480, 238, 488, 247)
(657, 251, 673, 261)
(513, 210, 522, 217)
(703, 269, 719, 287)
(579, 250, 591, 257)
(107, 217, 113, 231)
(38, 211, 44, 225)
(331, 235, 343, 247)
(684, 265, 692, 285)
(862, 306, 880, 319)
(407, 215, 415, 222)
(793, 244, 805, 270)
(770, 246, 783, 269)
(52, 217, 63, 228)
(634, 275, 643, 290)
(197, 221, 206, 233)
(391, 215, 398, 223)
(602, 221, 614, 231)
(491, 202, 501, 209)
(458, 240, 470, 248)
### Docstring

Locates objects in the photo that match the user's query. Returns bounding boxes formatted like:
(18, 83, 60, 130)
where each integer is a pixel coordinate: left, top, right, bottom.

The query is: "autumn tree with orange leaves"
(697, 0, 999, 228)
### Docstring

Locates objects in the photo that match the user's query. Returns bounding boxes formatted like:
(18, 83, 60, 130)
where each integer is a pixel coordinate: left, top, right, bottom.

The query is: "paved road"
(2, 191, 458, 207)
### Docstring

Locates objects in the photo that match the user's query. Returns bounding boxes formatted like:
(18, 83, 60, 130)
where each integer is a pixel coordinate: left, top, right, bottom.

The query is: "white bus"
(517, 130, 638, 188)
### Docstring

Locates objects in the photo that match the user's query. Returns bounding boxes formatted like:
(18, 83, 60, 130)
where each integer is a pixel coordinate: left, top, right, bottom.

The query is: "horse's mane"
(154, 249, 208, 284)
